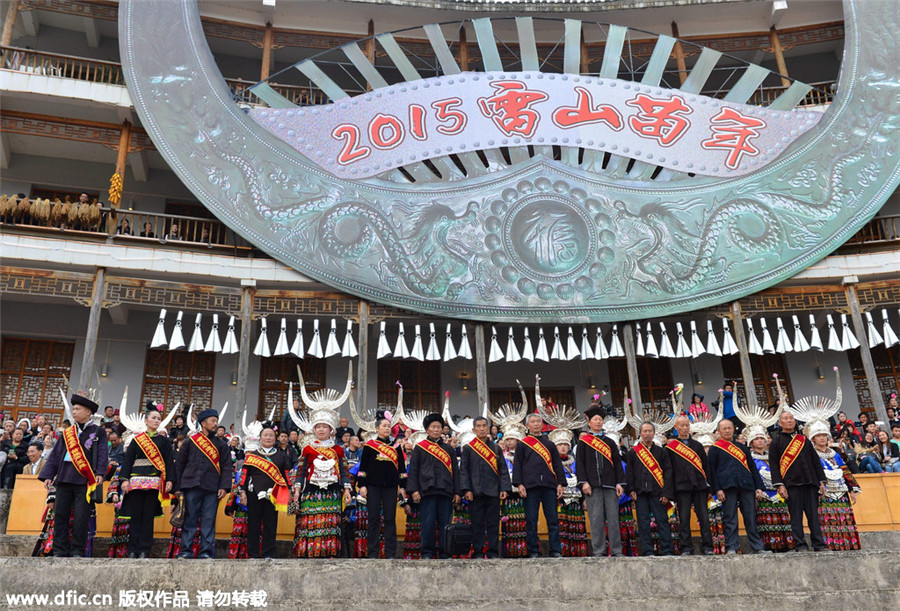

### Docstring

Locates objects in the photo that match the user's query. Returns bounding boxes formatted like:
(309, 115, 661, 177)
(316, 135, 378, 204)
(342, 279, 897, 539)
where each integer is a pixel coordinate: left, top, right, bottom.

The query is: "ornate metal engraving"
(120, 0, 900, 323)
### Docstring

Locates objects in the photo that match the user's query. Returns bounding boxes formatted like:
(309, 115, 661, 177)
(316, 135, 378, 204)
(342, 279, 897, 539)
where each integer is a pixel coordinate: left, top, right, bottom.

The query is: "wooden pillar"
(356, 300, 370, 415)
(730, 301, 759, 408)
(844, 280, 889, 424)
(1, 0, 18, 48)
(78, 268, 106, 390)
(366, 19, 375, 62)
(260, 21, 274, 81)
(458, 24, 469, 71)
(622, 323, 643, 412)
(236, 281, 254, 421)
(768, 26, 791, 88)
(474, 324, 488, 412)
(580, 28, 589, 74)
(671, 22, 687, 85)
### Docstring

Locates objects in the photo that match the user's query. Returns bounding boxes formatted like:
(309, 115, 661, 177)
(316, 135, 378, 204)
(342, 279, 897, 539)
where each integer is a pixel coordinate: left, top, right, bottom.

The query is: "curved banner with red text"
(249, 71, 822, 180)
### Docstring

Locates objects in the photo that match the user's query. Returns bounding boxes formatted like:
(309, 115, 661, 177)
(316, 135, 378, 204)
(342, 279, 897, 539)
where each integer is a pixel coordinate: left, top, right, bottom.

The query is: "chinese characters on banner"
(250, 72, 821, 179)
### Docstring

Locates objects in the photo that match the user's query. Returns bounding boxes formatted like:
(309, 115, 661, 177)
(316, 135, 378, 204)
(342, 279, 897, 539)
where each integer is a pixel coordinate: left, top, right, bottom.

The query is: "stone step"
(0, 551, 897, 610)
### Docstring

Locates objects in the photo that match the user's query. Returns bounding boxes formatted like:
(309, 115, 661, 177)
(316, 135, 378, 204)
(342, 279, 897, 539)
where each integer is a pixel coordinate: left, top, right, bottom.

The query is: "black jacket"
(356, 437, 407, 489)
(460, 437, 511, 497)
(665, 437, 711, 492)
(406, 438, 459, 497)
(769, 430, 826, 488)
(512, 434, 567, 490)
(575, 432, 625, 489)
(119, 432, 175, 483)
(174, 432, 232, 492)
(239, 448, 293, 494)
(39, 422, 108, 487)
(708, 440, 765, 492)
(626, 442, 674, 499)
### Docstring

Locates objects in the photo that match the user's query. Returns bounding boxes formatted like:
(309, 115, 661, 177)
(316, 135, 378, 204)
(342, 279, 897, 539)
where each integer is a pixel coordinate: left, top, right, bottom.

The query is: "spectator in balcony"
(834, 412, 861, 443)
(101, 405, 115, 428)
(24, 442, 47, 476)
(855, 431, 883, 473)
(877, 429, 900, 473)
(117, 218, 132, 236)
(834, 428, 860, 473)
(1, 428, 29, 487)
(140, 222, 155, 238)
(200, 227, 211, 244)
(856, 411, 871, 430)
(166, 223, 182, 241)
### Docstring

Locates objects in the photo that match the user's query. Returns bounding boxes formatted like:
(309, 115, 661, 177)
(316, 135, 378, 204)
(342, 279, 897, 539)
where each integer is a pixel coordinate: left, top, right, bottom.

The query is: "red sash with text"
(780, 434, 806, 477)
(63, 425, 98, 502)
(243, 453, 291, 512)
(418, 439, 453, 474)
(666, 439, 706, 477)
(469, 437, 499, 474)
(133, 432, 172, 507)
(365, 439, 399, 469)
(713, 439, 750, 471)
(634, 443, 665, 488)
(580, 433, 614, 465)
(522, 435, 556, 476)
(189, 432, 220, 474)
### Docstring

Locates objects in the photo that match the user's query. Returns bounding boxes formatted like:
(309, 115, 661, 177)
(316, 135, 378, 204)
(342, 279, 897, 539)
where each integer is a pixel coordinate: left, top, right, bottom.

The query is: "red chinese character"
(552, 87, 623, 131)
(626, 93, 692, 146)
(477, 81, 549, 138)
(701, 107, 767, 170)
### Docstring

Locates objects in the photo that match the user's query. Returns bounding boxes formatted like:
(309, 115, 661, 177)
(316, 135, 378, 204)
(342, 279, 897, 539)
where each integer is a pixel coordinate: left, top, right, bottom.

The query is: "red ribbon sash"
(243, 453, 291, 512)
(469, 437, 499, 474)
(63, 425, 97, 502)
(365, 439, 399, 468)
(780, 434, 806, 477)
(522, 435, 556, 476)
(634, 443, 665, 488)
(418, 439, 453, 474)
(713, 439, 750, 471)
(190, 432, 220, 474)
(580, 433, 614, 465)
(666, 439, 706, 477)
(133, 432, 171, 507)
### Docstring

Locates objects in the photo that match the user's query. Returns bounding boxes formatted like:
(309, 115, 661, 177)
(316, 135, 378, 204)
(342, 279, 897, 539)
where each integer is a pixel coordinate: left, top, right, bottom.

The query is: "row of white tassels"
(148, 308, 900, 362)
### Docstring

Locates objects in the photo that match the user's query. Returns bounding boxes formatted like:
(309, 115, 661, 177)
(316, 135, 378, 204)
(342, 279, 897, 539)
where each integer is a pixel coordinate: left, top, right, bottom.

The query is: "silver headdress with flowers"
(289, 362, 353, 433)
(242, 404, 278, 452)
(625, 387, 676, 446)
(734, 378, 783, 446)
(787, 366, 842, 440)
(490, 380, 529, 442)
(600, 390, 630, 445)
(691, 389, 724, 447)
(444, 391, 489, 446)
(400, 392, 431, 445)
(350, 380, 404, 440)
(535, 374, 586, 447)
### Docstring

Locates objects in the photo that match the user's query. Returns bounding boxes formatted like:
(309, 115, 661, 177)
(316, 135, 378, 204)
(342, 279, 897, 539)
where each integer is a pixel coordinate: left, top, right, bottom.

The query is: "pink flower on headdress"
(593, 394, 600, 401)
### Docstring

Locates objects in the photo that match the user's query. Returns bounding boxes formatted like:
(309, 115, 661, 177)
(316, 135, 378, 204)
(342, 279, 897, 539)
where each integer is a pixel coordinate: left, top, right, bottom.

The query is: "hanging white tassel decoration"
(308, 319, 324, 358)
(205, 314, 222, 353)
(594, 326, 609, 360)
(425, 323, 441, 361)
(674, 322, 691, 358)
(291, 320, 305, 358)
(188, 313, 205, 352)
(580, 327, 594, 360)
(274, 318, 290, 356)
(488, 326, 504, 363)
(609, 324, 625, 358)
(324, 319, 341, 357)
(550, 326, 565, 360)
(689, 321, 705, 358)
(535, 328, 550, 362)
(377, 321, 392, 359)
(342, 320, 358, 358)
(151, 308, 168, 348)
(645, 322, 659, 358)
(865, 312, 883, 349)
(458, 324, 473, 360)
(775, 317, 792, 354)
(792, 315, 810, 352)
(443, 323, 457, 361)
(635, 322, 645, 356)
(746, 319, 763, 355)
(883, 310, 900, 348)
(410, 324, 425, 361)
(168, 311, 185, 350)
(825, 315, 842, 351)
(721, 319, 739, 356)
(393, 322, 410, 358)
(253, 317, 271, 357)
(759, 318, 776, 354)
(809, 314, 824, 352)
(566, 327, 581, 361)
(840, 314, 860, 350)
(505, 327, 521, 362)
(658, 322, 675, 358)
(521, 328, 535, 362)
(705, 320, 722, 356)
(222, 315, 239, 355)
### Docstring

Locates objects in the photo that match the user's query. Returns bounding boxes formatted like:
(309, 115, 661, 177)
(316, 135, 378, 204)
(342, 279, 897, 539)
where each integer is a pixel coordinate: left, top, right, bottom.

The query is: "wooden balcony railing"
(837, 214, 900, 253)
(700, 80, 836, 108)
(0, 46, 124, 86)
(225, 77, 365, 107)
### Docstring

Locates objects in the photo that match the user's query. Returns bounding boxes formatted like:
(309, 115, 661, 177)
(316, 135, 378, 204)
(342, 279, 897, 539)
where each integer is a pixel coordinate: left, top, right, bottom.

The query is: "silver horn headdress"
(625, 389, 676, 446)
(490, 380, 529, 442)
(787, 367, 842, 440)
(536, 375, 586, 447)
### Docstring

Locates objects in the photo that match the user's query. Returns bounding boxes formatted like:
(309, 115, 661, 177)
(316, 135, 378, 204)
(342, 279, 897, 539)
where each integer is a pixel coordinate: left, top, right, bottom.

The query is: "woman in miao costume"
(489, 382, 529, 558)
(288, 365, 354, 558)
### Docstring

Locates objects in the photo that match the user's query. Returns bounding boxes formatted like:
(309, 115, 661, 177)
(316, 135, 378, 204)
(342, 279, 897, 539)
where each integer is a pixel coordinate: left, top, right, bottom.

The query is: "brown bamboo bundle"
(50, 198, 65, 225)
(15, 196, 31, 219)
(0, 194, 13, 218)
(82, 199, 101, 225)
(60, 199, 74, 225)
(31, 197, 52, 223)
